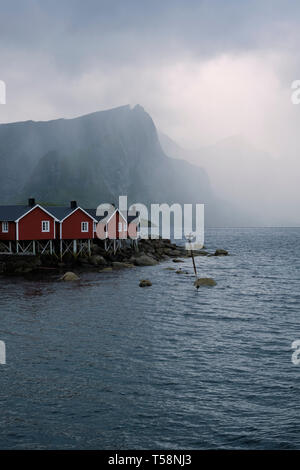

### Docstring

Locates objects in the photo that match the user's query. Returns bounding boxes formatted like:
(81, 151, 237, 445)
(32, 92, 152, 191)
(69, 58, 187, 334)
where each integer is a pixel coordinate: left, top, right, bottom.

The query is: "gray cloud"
(1, 0, 299, 128)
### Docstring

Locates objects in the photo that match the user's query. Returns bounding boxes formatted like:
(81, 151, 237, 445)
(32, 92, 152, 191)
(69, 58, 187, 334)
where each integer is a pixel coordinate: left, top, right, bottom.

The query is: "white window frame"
(2, 221, 8, 233)
(93, 222, 97, 232)
(81, 221, 89, 232)
(124, 223, 127, 232)
(41, 220, 50, 232)
(118, 222, 122, 232)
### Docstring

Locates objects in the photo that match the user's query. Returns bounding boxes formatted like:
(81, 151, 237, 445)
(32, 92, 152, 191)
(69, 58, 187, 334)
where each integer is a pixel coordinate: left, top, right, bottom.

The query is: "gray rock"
(89, 254, 107, 266)
(170, 249, 184, 257)
(172, 258, 184, 263)
(61, 272, 80, 281)
(112, 262, 134, 269)
(132, 255, 158, 266)
(91, 244, 105, 255)
(214, 249, 228, 256)
(78, 256, 90, 265)
(139, 279, 152, 287)
(196, 250, 210, 256)
(164, 248, 182, 256)
(194, 277, 216, 288)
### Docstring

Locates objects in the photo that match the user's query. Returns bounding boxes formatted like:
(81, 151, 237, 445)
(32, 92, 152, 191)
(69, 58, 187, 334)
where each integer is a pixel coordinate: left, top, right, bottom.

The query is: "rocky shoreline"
(0, 239, 228, 278)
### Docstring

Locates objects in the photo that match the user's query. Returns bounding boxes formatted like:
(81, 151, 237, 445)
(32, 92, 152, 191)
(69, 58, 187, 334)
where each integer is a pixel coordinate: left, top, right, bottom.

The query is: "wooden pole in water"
(187, 234, 198, 278)
(190, 248, 198, 278)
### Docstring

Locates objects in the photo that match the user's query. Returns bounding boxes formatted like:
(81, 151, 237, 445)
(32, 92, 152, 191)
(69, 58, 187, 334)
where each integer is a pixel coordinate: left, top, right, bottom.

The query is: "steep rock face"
(0, 104, 222, 225)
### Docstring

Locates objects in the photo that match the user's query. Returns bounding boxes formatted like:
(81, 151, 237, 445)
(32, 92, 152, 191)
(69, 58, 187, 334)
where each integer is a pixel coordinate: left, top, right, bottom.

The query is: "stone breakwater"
(0, 239, 228, 276)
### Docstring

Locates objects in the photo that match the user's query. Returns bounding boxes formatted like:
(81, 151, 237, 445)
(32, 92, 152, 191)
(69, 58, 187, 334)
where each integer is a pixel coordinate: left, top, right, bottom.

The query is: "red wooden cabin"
(0, 199, 57, 242)
(0, 199, 139, 255)
(93, 207, 139, 240)
(47, 202, 96, 240)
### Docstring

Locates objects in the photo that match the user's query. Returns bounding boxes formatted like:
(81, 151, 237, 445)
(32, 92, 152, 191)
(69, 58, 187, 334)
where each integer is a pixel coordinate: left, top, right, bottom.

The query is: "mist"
(0, 0, 300, 225)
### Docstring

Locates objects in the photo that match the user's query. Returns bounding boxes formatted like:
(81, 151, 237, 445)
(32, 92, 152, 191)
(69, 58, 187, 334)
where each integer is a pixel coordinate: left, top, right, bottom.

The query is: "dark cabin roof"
(85, 208, 110, 222)
(0, 204, 139, 223)
(44, 206, 76, 221)
(0, 205, 34, 221)
(86, 208, 139, 223)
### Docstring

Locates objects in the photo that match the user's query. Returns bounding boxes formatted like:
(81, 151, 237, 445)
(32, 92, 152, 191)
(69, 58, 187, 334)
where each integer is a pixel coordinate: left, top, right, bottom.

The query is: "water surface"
(0, 228, 299, 449)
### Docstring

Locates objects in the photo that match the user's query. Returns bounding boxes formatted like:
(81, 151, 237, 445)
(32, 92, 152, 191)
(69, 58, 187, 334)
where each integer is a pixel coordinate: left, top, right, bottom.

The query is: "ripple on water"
(0, 228, 300, 449)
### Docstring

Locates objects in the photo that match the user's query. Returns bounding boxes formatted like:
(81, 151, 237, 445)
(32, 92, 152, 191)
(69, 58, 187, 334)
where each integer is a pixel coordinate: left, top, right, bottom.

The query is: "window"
(93, 222, 97, 232)
(81, 221, 89, 232)
(42, 220, 50, 232)
(2, 222, 8, 233)
(118, 222, 122, 232)
(124, 223, 127, 232)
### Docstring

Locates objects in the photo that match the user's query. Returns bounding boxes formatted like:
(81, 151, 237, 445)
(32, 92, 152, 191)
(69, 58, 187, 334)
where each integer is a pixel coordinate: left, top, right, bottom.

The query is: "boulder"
(194, 277, 216, 288)
(139, 279, 152, 287)
(5, 256, 42, 274)
(172, 258, 184, 263)
(78, 256, 90, 265)
(170, 249, 184, 257)
(164, 248, 182, 256)
(89, 255, 107, 266)
(112, 262, 134, 269)
(214, 249, 228, 256)
(163, 267, 176, 271)
(176, 269, 189, 274)
(91, 244, 105, 255)
(99, 267, 113, 272)
(132, 255, 158, 266)
(196, 250, 209, 256)
(61, 272, 80, 281)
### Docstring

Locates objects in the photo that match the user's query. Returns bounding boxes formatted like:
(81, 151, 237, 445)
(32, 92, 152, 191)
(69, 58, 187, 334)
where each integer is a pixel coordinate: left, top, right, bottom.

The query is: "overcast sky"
(0, 0, 300, 158)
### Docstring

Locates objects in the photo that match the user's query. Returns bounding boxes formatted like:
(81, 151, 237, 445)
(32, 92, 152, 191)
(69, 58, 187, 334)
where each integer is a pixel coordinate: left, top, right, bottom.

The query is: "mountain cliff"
(0, 105, 229, 226)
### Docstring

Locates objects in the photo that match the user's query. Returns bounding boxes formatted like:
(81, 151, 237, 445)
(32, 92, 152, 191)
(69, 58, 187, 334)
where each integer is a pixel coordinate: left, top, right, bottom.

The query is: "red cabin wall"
(0, 221, 16, 241)
(18, 207, 55, 241)
(96, 211, 139, 240)
(106, 212, 128, 239)
(128, 221, 138, 239)
(61, 209, 94, 239)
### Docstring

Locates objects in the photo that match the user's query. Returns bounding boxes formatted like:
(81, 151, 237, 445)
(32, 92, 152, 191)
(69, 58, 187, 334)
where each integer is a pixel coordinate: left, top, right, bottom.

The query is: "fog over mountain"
(159, 132, 298, 227)
(0, 104, 247, 227)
